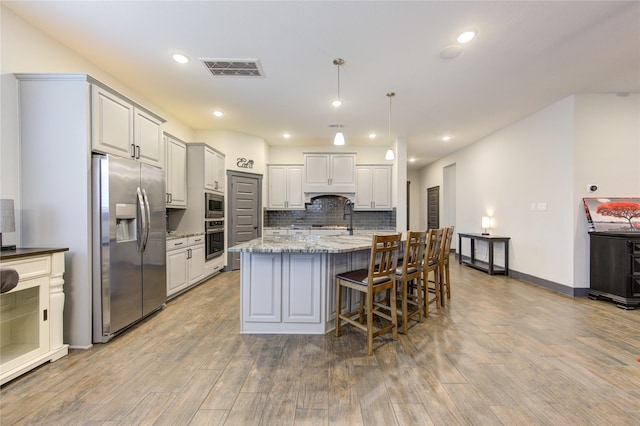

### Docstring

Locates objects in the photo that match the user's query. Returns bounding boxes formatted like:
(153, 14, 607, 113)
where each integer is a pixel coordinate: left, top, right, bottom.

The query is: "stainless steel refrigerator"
(92, 154, 166, 343)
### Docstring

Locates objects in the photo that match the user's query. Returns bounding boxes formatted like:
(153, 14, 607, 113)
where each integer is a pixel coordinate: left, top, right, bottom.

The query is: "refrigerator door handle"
(136, 187, 147, 253)
(142, 188, 151, 251)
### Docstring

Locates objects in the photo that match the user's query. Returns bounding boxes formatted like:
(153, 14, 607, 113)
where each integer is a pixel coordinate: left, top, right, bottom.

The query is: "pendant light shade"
(385, 147, 395, 160)
(332, 58, 346, 145)
(385, 92, 395, 160)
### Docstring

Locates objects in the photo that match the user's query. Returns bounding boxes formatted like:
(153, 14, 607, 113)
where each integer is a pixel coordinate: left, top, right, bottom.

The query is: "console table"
(458, 233, 510, 275)
(1, 248, 69, 385)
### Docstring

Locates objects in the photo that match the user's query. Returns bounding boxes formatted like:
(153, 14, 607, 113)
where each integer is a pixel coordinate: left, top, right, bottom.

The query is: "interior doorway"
(227, 170, 262, 270)
(427, 186, 439, 230)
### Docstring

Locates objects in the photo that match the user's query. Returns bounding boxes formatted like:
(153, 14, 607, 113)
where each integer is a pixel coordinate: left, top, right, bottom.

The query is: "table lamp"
(1, 199, 16, 251)
(481, 216, 491, 235)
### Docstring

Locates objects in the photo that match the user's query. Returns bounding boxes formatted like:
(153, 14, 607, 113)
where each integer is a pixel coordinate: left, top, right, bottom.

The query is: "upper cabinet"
(303, 153, 356, 193)
(267, 165, 304, 210)
(165, 133, 187, 208)
(204, 147, 225, 194)
(355, 165, 392, 210)
(91, 85, 165, 168)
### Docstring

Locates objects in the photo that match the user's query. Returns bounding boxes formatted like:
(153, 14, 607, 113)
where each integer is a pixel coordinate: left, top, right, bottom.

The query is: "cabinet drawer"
(167, 238, 188, 250)
(188, 235, 205, 246)
(1, 256, 51, 280)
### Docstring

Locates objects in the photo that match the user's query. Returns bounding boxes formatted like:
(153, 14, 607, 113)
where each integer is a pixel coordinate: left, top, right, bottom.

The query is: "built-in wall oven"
(205, 219, 224, 260)
(205, 192, 224, 219)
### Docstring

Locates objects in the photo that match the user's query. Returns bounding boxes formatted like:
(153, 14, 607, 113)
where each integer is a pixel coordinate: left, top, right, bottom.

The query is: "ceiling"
(5, 1, 639, 169)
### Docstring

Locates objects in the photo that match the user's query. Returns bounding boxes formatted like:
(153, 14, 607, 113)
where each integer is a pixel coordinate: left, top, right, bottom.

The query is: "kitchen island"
(228, 232, 396, 334)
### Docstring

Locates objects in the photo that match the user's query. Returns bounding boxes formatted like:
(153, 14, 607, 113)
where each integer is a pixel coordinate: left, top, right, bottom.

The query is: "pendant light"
(333, 58, 345, 146)
(385, 92, 395, 160)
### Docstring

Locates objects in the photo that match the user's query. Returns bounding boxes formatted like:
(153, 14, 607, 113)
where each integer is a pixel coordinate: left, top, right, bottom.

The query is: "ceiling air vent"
(201, 59, 264, 77)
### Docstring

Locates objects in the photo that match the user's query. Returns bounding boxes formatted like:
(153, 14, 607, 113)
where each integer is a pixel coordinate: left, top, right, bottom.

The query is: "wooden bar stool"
(335, 233, 401, 356)
(422, 228, 443, 317)
(395, 230, 427, 334)
(440, 226, 455, 302)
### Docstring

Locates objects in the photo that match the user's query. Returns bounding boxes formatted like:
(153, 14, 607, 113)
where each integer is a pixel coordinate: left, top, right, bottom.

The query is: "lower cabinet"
(1, 251, 68, 385)
(241, 253, 323, 332)
(166, 236, 206, 298)
(589, 232, 640, 309)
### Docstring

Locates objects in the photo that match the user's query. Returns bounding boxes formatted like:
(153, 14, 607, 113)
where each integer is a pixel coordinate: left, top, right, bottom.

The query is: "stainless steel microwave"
(205, 192, 224, 219)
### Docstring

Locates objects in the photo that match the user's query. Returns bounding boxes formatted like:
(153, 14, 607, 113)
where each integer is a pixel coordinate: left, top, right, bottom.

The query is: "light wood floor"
(2, 260, 640, 425)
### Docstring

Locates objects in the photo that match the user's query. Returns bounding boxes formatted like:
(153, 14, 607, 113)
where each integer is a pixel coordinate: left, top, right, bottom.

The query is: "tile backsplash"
(264, 195, 395, 229)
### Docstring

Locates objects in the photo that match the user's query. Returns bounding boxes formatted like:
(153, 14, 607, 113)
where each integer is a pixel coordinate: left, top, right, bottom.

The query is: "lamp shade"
(481, 216, 491, 229)
(333, 131, 345, 146)
(0, 199, 15, 233)
(385, 148, 395, 160)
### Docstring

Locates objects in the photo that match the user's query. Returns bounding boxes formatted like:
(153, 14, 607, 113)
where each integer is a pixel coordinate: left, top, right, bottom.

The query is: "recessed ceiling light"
(332, 100, 342, 108)
(442, 135, 451, 141)
(438, 45, 463, 60)
(409, 158, 416, 162)
(283, 133, 291, 139)
(457, 30, 477, 44)
(213, 110, 224, 117)
(369, 133, 376, 139)
(172, 53, 190, 64)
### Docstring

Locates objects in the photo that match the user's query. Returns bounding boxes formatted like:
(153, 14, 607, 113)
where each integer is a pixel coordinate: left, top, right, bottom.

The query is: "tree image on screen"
(596, 201, 640, 230)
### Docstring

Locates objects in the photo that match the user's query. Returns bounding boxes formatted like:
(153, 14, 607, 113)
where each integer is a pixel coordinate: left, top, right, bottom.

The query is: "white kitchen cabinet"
(355, 165, 392, 210)
(91, 85, 165, 168)
(308, 229, 349, 236)
(263, 229, 310, 236)
(1, 250, 68, 385)
(165, 134, 187, 208)
(204, 147, 225, 194)
(91, 85, 134, 159)
(166, 235, 206, 298)
(263, 229, 289, 236)
(282, 254, 322, 324)
(134, 108, 164, 168)
(303, 153, 356, 193)
(267, 165, 304, 210)
(240, 252, 322, 331)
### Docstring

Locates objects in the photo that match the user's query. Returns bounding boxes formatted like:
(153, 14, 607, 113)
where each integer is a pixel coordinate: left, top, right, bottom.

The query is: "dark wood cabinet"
(588, 232, 640, 309)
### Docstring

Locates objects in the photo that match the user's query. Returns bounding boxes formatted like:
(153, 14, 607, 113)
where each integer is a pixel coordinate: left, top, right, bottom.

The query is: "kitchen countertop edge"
(0, 247, 69, 261)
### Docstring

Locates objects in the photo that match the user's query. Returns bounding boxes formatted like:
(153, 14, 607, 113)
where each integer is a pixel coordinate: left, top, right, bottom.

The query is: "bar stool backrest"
(369, 233, 402, 285)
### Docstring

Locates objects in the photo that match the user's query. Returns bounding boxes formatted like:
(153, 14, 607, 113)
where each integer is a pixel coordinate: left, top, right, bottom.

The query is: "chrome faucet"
(343, 199, 354, 235)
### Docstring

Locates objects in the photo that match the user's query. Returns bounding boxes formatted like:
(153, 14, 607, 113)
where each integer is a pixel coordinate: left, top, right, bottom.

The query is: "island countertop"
(228, 232, 398, 254)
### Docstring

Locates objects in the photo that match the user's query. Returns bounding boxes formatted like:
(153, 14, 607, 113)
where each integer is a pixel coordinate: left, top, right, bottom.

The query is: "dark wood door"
(427, 186, 439, 230)
(228, 171, 262, 270)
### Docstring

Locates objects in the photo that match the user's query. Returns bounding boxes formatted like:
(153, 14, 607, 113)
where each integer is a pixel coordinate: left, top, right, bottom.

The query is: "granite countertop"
(166, 231, 205, 240)
(228, 232, 400, 254)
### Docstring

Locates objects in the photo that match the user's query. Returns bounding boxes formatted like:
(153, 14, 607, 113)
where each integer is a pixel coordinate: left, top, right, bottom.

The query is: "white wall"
(420, 94, 640, 290)
(572, 93, 640, 289)
(407, 169, 421, 230)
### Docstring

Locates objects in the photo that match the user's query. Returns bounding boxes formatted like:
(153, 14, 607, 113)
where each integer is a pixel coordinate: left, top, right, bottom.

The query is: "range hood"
(304, 191, 355, 204)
